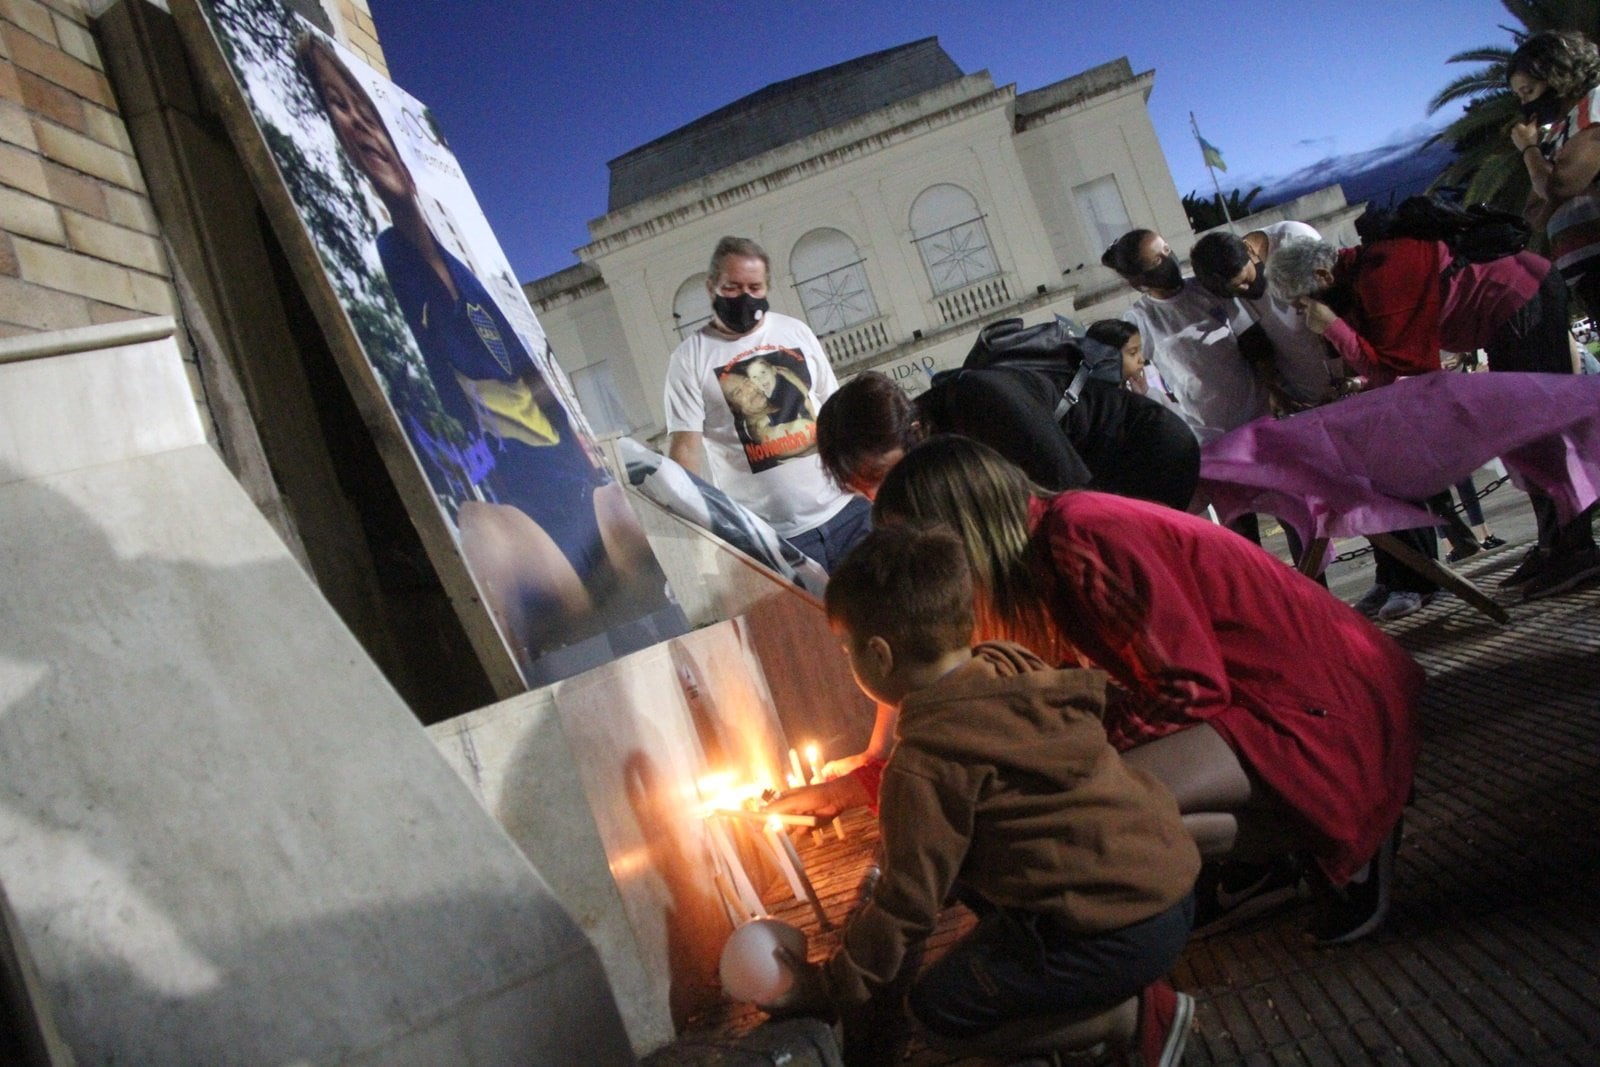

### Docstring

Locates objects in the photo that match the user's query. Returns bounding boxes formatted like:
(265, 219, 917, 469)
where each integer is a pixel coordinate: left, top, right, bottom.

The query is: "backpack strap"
(1055, 364, 1094, 420)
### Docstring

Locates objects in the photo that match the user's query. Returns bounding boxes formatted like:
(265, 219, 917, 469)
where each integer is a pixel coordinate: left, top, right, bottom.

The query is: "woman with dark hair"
(815, 371, 922, 499)
(871, 436, 1423, 945)
(816, 353, 1198, 509)
(1510, 29, 1600, 315)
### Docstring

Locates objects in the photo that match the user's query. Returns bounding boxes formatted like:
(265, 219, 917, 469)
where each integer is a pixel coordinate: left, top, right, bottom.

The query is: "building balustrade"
(821, 316, 894, 367)
(934, 274, 1014, 325)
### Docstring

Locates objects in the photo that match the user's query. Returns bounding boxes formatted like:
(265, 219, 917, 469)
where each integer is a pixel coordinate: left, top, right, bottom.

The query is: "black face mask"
(712, 293, 769, 334)
(1521, 92, 1566, 126)
(1134, 253, 1182, 292)
(1241, 262, 1271, 300)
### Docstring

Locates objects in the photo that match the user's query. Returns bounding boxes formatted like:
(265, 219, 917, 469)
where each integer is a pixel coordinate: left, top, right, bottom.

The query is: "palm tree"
(1182, 186, 1263, 232)
(1427, 1, 1600, 211)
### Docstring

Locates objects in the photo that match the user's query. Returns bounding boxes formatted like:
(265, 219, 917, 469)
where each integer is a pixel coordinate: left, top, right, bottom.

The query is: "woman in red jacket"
(1269, 232, 1599, 601)
(873, 436, 1423, 944)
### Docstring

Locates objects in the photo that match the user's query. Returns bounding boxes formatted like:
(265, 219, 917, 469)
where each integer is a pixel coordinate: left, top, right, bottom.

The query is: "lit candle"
(788, 747, 805, 786)
(804, 743, 822, 785)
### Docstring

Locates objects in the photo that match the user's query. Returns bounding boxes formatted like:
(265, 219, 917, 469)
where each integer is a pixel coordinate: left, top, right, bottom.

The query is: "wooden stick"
(709, 808, 819, 828)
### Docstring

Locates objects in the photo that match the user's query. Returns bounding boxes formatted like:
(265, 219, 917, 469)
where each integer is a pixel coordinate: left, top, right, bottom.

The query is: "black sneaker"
(1521, 544, 1600, 601)
(1308, 820, 1399, 946)
(1193, 856, 1303, 930)
(1500, 546, 1548, 588)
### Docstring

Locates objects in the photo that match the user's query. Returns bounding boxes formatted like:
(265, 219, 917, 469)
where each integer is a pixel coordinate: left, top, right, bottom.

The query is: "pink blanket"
(1199, 372, 1600, 544)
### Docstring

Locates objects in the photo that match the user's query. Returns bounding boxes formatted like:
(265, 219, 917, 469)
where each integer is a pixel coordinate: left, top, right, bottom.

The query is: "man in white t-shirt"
(665, 236, 870, 571)
(1106, 229, 1271, 444)
(1191, 222, 1347, 409)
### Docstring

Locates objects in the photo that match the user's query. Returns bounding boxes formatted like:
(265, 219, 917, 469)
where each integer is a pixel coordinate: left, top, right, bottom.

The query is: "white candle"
(763, 823, 808, 901)
(774, 825, 832, 930)
(706, 815, 764, 918)
(789, 747, 805, 785)
(804, 743, 822, 785)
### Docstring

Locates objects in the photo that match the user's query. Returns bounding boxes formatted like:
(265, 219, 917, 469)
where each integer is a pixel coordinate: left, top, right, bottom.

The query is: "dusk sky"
(365, 1, 1520, 283)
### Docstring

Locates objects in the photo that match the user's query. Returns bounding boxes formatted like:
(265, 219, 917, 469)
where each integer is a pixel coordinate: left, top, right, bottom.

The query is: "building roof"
(605, 37, 964, 212)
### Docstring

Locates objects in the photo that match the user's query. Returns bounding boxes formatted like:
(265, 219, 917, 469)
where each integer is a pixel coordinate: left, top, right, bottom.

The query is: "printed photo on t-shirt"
(715, 347, 819, 472)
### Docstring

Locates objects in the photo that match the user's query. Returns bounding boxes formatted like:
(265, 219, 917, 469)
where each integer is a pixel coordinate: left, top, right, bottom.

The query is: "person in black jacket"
(817, 337, 1199, 509)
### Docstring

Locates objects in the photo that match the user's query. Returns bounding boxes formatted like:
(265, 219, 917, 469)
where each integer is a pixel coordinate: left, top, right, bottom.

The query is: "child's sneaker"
(1125, 979, 1193, 1066)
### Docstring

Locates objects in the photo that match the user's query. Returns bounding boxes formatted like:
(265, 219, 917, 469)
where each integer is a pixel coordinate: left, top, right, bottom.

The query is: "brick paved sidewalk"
(1176, 544, 1600, 1066)
(667, 527, 1600, 1065)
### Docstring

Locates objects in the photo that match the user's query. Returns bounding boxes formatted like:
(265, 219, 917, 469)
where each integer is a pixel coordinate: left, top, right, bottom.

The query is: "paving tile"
(666, 486, 1600, 1064)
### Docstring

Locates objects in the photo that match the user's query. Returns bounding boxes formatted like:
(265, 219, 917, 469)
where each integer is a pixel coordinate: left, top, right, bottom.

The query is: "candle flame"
(694, 766, 774, 819)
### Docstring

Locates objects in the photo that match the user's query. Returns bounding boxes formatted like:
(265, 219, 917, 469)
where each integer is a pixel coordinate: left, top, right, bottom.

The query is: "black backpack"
(1354, 195, 1530, 278)
(929, 315, 1123, 419)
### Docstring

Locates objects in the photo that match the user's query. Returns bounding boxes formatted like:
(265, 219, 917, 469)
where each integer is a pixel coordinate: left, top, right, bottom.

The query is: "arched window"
(910, 184, 1000, 294)
(672, 274, 712, 339)
(790, 228, 878, 336)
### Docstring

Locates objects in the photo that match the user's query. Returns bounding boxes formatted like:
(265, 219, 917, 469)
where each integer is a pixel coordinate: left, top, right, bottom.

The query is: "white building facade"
(525, 41, 1198, 443)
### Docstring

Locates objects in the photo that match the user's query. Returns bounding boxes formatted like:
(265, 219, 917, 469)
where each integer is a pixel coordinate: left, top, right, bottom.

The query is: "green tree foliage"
(1427, 1, 1600, 211)
(1183, 186, 1263, 232)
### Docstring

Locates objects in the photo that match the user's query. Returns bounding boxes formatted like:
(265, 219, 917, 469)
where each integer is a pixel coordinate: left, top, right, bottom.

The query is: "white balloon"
(718, 918, 807, 1006)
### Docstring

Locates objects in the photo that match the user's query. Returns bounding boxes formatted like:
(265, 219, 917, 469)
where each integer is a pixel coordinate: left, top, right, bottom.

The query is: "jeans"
(787, 494, 872, 572)
(906, 892, 1196, 1041)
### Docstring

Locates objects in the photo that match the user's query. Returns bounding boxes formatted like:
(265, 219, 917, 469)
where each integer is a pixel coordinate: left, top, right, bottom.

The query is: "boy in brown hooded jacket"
(781, 523, 1201, 1066)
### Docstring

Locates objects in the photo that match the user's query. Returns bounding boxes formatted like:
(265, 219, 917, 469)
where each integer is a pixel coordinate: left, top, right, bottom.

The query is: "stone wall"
(0, 0, 176, 340)
(0, 0, 388, 382)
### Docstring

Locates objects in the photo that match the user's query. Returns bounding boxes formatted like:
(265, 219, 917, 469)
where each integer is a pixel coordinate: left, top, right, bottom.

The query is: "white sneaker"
(1377, 590, 1425, 620)
(1353, 584, 1390, 617)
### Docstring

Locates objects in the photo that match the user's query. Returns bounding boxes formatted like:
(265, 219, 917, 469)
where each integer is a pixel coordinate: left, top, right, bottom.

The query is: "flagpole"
(1191, 112, 1235, 232)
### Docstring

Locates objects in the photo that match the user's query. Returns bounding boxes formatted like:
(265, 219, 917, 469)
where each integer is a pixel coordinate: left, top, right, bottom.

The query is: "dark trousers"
(788, 494, 872, 573)
(1455, 476, 1487, 528)
(1373, 525, 1440, 594)
(905, 893, 1195, 1042)
(1227, 513, 1322, 584)
(1485, 268, 1596, 554)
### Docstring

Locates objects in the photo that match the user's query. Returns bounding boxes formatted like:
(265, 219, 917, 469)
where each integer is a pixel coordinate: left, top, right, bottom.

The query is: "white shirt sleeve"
(1263, 220, 1321, 246)
(662, 337, 705, 434)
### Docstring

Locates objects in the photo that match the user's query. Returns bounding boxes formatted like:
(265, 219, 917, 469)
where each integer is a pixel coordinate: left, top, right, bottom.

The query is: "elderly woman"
(868, 436, 1422, 945)
(1269, 233, 1597, 601)
(1509, 30, 1600, 317)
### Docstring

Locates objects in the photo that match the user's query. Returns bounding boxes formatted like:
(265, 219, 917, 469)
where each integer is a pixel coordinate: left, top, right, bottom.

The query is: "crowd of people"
(662, 30, 1600, 1067)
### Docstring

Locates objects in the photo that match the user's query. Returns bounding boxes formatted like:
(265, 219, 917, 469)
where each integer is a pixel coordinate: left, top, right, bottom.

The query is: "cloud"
(1214, 125, 1457, 210)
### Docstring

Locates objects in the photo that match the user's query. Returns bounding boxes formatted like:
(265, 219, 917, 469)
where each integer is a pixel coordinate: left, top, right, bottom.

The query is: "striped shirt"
(1541, 86, 1600, 279)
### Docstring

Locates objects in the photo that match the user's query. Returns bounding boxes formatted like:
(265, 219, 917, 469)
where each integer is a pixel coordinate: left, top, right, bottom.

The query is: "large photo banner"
(175, 0, 685, 688)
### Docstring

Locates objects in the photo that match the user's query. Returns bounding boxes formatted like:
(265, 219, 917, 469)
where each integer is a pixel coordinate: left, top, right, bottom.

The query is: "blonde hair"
(871, 437, 1060, 658)
(873, 436, 1188, 714)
